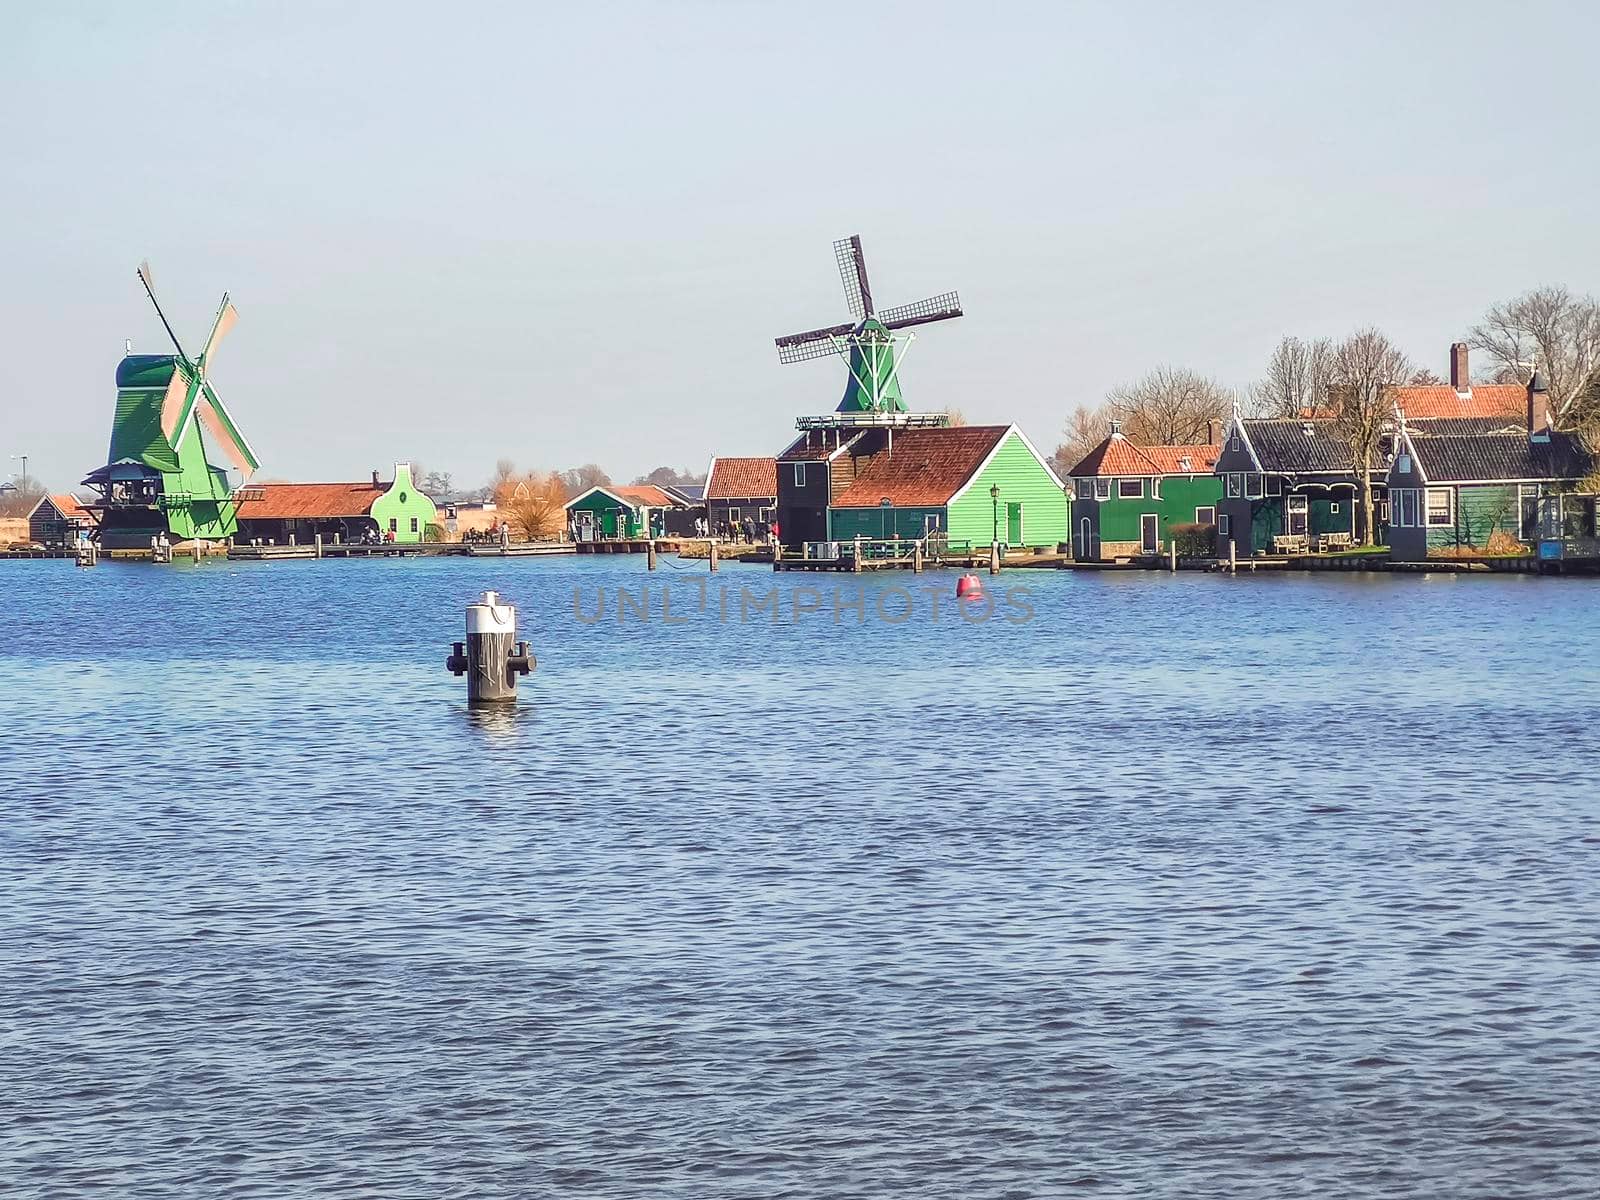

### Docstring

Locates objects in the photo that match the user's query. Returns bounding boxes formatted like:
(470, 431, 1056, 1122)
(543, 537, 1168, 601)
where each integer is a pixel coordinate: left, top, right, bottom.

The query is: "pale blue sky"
(4, 1, 1597, 491)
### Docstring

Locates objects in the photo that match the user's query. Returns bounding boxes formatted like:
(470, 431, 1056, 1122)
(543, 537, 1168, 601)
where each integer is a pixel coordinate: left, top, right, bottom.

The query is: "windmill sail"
(878, 292, 963, 329)
(198, 295, 237, 368)
(192, 381, 259, 477)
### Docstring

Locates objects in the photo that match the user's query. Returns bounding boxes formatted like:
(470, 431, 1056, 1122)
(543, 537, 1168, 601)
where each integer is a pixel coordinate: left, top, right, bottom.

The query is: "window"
(1396, 454, 1412, 475)
(1329, 502, 1340, 514)
(1195, 506, 1216, 525)
(1394, 488, 1419, 528)
(1228, 434, 1242, 453)
(409, 517, 419, 533)
(1245, 473, 1264, 499)
(1226, 473, 1243, 498)
(388, 518, 397, 532)
(758, 507, 772, 522)
(727, 506, 741, 523)
(1151, 477, 1162, 499)
(1094, 479, 1112, 501)
(1426, 489, 1453, 527)
(1075, 478, 1094, 501)
(1219, 513, 1232, 537)
(793, 463, 806, 487)
(1118, 478, 1143, 499)
(1266, 476, 1283, 496)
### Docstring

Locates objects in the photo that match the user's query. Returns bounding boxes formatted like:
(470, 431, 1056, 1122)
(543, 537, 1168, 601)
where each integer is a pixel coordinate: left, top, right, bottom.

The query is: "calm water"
(1, 556, 1597, 1198)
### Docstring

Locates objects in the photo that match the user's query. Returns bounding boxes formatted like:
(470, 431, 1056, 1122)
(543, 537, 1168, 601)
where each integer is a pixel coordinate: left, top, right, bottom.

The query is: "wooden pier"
(574, 538, 683, 554)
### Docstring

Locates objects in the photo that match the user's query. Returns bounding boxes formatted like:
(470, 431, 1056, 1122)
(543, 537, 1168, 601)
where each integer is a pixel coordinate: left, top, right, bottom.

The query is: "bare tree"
(504, 471, 568, 540)
(0, 477, 46, 519)
(1407, 367, 1444, 386)
(1106, 366, 1233, 445)
(1469, 286, 1600, 425)
(559, 463, 611, 494)
(941, 406, 968, 427)
(1250, 336, 1335, 418)
(1329, 329, 1412, 545)
(1051, 403, 1105, 476)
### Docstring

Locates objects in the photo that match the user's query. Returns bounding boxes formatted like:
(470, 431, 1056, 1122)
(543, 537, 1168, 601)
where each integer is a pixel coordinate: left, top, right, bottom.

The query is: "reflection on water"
(1, 557, 1598, 1198)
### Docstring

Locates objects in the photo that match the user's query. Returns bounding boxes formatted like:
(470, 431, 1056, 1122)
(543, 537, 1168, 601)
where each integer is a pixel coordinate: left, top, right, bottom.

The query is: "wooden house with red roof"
(775, 420, 1066, 550)
(27, 494, 96, 546)
(1066, 423, 1222, 559)
(564, 483, 693, 541)
(233, 465, 438, 546)
(704, 456, 777, 537)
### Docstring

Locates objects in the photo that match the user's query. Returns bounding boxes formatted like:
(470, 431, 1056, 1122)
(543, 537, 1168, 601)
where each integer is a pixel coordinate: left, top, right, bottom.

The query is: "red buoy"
(956, 573, 984, 599)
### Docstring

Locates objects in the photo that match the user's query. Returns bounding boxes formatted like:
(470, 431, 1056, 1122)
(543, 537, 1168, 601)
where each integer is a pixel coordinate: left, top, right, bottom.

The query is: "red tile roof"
(234, 482, 384, 520)
(612, 484, 682, 507)
(779, 432, 857, 461)
(1068, 435, 1217, 477)
(37, 494, 93, 521)
(706, 456, 777, 499)
(1390, 383, 1525, 419)
(831, 425, 1010, 507)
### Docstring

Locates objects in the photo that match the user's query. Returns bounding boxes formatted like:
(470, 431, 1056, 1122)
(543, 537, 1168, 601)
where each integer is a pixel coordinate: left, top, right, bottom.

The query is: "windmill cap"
(115, 354, 181, 388)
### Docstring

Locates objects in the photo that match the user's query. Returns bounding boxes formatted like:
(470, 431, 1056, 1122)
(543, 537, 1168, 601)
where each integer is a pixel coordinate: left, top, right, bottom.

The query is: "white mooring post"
(709, 540, 719, 573)
(446, 590, 534, 705)
(989, 540, 1001, 576)
(1169, 542, 1177, 572)
(647, 539, 657, 571)
(315, 533, 323, 559)
(1229, 538, 1237, 574)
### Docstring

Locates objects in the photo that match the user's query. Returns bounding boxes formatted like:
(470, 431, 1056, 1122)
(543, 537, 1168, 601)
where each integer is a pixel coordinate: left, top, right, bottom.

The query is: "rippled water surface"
(2, 556, 1598, 1198)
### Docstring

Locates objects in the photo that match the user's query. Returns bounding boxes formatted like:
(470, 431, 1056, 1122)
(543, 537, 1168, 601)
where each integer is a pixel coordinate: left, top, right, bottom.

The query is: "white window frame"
(1151, 477, 1162, 499)
(1075, 478, 1094, 501)
(1425, 488, 1453, 527)
(792, 463, 806, 487)
(1219, 513, 1232, 537)
(1395, 488, 1419, 528)
(1266, 475, 1283, 497)
(1094, 478, 1112, 501)
(1118, 478, 1143, 499)
(1245, 473, 1265, 499)
(1226, 473, 1243, 498)
(727, 506, 741, 523)
(1195, 506, 1216, 525)
(758, 506, 773, 522)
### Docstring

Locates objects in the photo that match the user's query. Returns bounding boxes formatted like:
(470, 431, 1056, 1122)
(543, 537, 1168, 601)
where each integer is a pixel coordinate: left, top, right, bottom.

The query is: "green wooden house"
(777, 422, 1067, 549)
(565, 484, 688, 541)
(1066, 424, 1221, 559)
(1388, 375, 1596, 561)
(233, 464, 438, 545)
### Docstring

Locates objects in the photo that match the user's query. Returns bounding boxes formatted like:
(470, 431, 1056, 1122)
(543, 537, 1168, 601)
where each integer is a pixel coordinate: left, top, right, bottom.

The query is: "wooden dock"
(574, 539, 683, 554)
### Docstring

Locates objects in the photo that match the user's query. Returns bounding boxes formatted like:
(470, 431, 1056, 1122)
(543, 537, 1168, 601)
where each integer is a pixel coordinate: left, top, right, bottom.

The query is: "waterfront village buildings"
(232, 464, 438, 546)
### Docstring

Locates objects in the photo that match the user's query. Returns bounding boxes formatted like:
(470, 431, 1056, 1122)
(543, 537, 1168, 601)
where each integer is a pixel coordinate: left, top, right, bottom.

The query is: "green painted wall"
(369, 464, 439, 543)
(567, 490, 644, 538)
(1427, 484, 1519, 550)
(161, 419, 237, 539)
(1310, 495, 1354, 537)
(1094, 476, 1222, 545)
(1250, 498, 1283, 553)
(946, 432, 1067, 548)
(829, 505, 945, 541)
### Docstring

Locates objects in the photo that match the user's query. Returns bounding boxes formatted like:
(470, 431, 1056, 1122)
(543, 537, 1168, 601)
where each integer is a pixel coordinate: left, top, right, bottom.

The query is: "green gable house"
(777, 422, 1067, 550)
(234, 464, 438, 545)
(1066, 423, 1221, 560)
(1387, 374, 1597, 562)
(1212, 414, 1365, 556)
(565, 484, 689, 541)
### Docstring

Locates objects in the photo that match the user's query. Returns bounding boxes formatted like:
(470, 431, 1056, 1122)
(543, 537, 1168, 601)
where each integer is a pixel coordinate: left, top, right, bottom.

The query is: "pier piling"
(446, 590, 534, 705)
(647, 540, 658, 571)
(989, 540, 1001, 575)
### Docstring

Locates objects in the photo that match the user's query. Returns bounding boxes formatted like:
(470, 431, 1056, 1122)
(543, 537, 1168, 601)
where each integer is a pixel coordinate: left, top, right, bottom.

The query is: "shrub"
(424, 523, 445, 543)
(1171, 522, 1216, 557)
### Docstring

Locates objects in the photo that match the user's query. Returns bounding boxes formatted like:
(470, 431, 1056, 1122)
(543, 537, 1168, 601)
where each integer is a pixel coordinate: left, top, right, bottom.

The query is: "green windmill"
(773, 235, 963, 415)
(83, 263, 260, 549)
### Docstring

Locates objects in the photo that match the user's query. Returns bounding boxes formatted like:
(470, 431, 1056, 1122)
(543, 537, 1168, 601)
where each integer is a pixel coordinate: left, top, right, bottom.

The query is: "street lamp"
(10, 454, 27, 497)
(990, 483, 1000, 545)
(880, 496, 892, 540)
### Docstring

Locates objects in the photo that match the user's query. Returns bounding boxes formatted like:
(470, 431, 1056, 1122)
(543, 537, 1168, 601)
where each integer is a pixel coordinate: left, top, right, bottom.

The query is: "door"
(1140, 512, 1158, 554)
(1006, 502, 1022, 545)
(1287, 494, 1308, 536)
(1078, 516, 1093, 560)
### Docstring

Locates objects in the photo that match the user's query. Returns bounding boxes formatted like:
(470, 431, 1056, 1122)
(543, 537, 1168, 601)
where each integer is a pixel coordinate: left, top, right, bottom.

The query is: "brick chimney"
(1206, 417, 1222, 446)
(1527, 371, 1552, 442)
(371, 469, 381, 487)
(1450, 342, 1470, 391)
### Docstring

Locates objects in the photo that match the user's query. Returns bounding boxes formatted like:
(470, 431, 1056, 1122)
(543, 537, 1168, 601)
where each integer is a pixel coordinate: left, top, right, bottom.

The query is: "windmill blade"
(137, 260, 189, 361)
(834, 236, 873, 319)
(197, 293, 238, 374)
(775, 321, 855, 363)
(191, 380, 260, 477)
(158, 361, 196, 442)
(878, 291, 963, 331)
